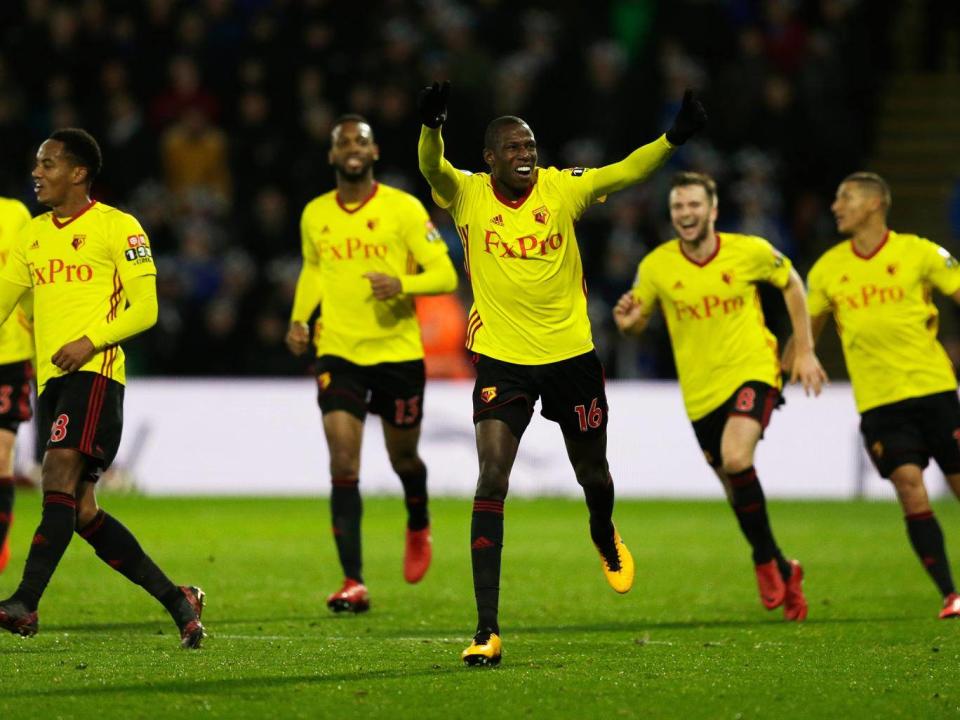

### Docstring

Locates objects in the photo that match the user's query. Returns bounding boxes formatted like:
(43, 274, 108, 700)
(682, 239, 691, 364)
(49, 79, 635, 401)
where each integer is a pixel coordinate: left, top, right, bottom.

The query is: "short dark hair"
(670, 171, 718, 205)
(484, 116, 527, 151)
(48, 128, 102, 185)
(332, 114, 373, 139)
(842, 171, 891, 213)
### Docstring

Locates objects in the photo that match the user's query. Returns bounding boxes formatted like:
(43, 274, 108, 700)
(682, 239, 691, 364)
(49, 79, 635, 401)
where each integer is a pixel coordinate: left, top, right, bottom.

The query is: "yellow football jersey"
(437, 167, 601, 364)
(632, 233, 791, 420)
(0, 198, 34, 364)
(299, 182, 451, 365)
(1, 200, 156, 393)
(807, 230, 960, 412)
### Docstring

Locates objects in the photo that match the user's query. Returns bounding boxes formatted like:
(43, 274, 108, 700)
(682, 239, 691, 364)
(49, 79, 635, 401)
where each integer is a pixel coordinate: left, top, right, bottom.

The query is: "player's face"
(669, 184, 716, 244)
(831, 182, 880, 236)
(32, 139, 83, 208)
(328, 121, 379, 180)
(487, 123, 537, 195)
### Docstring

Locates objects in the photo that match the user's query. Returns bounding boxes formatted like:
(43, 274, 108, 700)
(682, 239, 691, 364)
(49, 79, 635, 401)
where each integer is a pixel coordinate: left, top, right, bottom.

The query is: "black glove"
(417, 80, 450, 129)
(665, 89, 707, 145)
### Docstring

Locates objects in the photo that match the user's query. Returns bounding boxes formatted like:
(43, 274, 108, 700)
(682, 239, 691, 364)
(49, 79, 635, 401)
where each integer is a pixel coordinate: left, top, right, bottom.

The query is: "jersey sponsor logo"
(835, 283, 904, 310)
(124, 246, 153, 263)
(319, 238, 388, 261)
(30, 258, 93, 285)
(532, 206, 550, 225)
(127, 234, 148, 247)
(425, 220, 442, 243)
(480, 386, 498, 403)
(672, 294, 744, 321)
(482, 229, 563, 259)
(71, 234, 86, 250)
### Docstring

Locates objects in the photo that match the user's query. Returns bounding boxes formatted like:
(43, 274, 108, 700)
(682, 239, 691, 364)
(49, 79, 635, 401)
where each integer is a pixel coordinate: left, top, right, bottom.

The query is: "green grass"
(1, 495, 959, 719)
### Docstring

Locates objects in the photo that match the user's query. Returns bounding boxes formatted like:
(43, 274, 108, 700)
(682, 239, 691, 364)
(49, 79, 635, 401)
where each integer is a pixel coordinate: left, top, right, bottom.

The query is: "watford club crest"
(317, 372, 332, 392)
(71, 234, 86, 250)
(871, 441, 884, 459)
(532, 206, 550, 225)
(480, 386, 498, 404)
(886, 263, 898, 276)
(721, 271, 734, 285)
(367, 218, 379, 231)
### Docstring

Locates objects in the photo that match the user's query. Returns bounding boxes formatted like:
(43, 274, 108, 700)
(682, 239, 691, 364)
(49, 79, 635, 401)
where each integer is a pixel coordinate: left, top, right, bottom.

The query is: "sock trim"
(473, 499, 504, 514)
(906, 511, 935, 521)
(43, 492, 76, 509)
(78, 509, 107, 538)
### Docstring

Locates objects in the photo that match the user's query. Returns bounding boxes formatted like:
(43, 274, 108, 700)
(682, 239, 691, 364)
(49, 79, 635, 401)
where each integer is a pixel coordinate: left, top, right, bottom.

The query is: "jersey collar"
(490, 177, 534, 209)
(51, 199, 97, 229)
(851, 230, 889, 260)
(679, 233, 721, 267)
(336, 182, 379, 214)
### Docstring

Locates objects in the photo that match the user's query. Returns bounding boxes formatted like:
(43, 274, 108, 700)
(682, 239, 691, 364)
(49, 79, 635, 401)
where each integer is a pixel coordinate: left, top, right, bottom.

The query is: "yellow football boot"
(461, 631, 502, 667)
(596, 529, 634, 594)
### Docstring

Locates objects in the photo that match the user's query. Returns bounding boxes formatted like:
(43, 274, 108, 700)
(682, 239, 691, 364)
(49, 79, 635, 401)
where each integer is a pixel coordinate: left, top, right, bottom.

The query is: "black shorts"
(691, 381, 783, 468)
(472, 350, 608, 440)
(0, 360, 33, 433)
(860, 391, 960, 478)
(37, 371, 124, 481)
(315, 355, 425, 427)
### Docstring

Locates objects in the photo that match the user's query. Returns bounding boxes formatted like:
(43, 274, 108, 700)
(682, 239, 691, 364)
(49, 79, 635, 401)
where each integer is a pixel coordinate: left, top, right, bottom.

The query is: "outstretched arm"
(780, 269, 828, 396)
(417, 81, 463, 207)
(589, 89, 707, 198)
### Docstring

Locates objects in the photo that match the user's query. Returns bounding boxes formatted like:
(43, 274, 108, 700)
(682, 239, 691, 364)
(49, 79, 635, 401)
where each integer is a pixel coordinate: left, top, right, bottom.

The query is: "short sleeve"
(745, 236, 792, 289)
(631, 255, 659, 313)
(400, 196, 449, 266)
(920, 238, 960, 295)
(300, 204, 320, 267)
(0, 223, 33, 288)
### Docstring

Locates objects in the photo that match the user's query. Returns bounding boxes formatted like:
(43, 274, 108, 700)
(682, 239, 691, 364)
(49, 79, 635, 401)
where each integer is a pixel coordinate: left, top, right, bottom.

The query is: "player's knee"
(720, 450, 753, 476)
(328, 454, 359, 479)
(476, 463, 509, 500)
(573, 463, 608, 490)
(40, 450, 85, 495)
(389, 453, 424, 478)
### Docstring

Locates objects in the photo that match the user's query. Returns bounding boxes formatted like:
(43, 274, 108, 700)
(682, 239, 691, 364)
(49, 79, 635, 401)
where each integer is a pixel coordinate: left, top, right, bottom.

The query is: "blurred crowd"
(0, 0, 899, 378)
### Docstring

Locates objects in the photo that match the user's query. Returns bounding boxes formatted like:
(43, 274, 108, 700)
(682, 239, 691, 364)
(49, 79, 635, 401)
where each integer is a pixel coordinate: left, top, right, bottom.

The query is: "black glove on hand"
(665, 89, 707, 145)
(418, 80, 450, 129)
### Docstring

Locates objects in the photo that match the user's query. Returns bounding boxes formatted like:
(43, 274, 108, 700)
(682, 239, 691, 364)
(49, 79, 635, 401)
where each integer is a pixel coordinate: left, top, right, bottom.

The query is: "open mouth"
(514, 165, 532, 177)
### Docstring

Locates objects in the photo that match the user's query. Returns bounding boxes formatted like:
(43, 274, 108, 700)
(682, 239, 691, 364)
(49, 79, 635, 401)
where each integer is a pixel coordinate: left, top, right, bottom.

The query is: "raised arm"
(590, 90, 707, 198)
(780, 268, 827, 395)
(417, 81, 463, 207)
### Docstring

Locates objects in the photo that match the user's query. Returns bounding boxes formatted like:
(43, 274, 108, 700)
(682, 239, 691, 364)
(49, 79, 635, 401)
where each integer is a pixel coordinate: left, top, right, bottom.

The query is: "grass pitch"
(0, 494, 958, 719)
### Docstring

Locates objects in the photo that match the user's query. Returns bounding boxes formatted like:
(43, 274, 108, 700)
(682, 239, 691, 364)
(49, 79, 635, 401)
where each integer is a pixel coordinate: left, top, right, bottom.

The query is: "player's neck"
(336, 176, 376, 204)
(851, 223, 888, 257)
(51, 193, 93, 220)
(679, 230, 718, 262)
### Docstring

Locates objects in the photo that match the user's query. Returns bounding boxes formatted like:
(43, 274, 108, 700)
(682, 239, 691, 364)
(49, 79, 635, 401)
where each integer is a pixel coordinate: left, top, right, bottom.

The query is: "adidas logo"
(30, 240, 39, 249)
(490, 215, 504, 226)
(672, 280, 684, 290)
(839, 275, 849, 283)
(321, 226, 330, 234)
(471, 536, 495, 550)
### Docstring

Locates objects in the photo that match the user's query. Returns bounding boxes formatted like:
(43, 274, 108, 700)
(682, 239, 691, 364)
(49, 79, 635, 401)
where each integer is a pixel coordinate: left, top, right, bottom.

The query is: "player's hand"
(417, 80, 450, 129)
(665, 89, 707, 145)
(285, 321, 310, 356)
(52, 336, 96, 373)
(364, 272, 403, 300)
(612, 292, 644, 334)
(789, 349, 828, 397)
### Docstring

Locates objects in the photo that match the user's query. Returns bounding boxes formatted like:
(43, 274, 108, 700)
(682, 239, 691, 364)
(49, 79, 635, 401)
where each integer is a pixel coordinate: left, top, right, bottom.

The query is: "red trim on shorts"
(760, 387, 778, 428)
(335, 183, 379, 214)
(473, 394, 532, 420)
(679, 233, 722, 267)
(851, 230, 889, 260)
(51, 199, 97, 229)
(80, 374, 107, 455)
(906, 511, 935, 521)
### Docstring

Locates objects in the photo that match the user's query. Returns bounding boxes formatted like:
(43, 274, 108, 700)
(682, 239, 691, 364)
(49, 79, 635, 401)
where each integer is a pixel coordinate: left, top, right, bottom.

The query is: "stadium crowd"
(0, 0, 898, 377)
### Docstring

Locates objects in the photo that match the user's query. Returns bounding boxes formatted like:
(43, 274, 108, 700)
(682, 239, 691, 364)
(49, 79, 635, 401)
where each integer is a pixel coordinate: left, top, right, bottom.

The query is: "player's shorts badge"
(871, 441, 884, 459)
(480, 386, 498, 404)
(317, 372, 332, 391)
